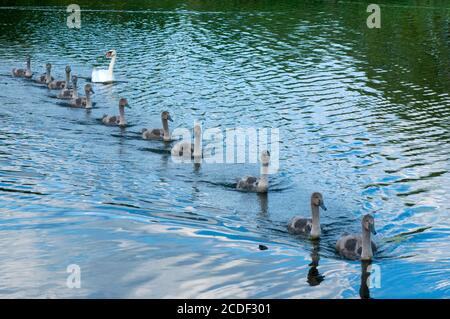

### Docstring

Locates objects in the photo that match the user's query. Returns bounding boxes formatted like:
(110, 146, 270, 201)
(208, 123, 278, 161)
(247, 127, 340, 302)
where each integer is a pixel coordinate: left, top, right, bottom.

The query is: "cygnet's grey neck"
(85, 91, 92, 108)
(361, 227, 373, 260)
(258, 162, 269, 190)
(310, 204, 320, 238)
(72, 81, 78, 98)
(260, 162, 269, 176)
(65, 70, 71, 86)
(119, 105, 126, 125)
(193, 130, 202, 160)
(46, 68, 51, 83)
(162, 119, 170, 140)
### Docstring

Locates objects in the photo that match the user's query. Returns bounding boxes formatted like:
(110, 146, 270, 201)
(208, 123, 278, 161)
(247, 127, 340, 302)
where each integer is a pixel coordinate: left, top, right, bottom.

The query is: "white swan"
(91, 50, 116, 83)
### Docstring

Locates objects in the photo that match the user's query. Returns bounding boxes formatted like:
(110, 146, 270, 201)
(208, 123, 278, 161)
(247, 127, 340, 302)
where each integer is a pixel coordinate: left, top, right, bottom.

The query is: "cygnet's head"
(119, 98, 130, 108)
(311, 192, 327, 211)
(65, 65, 71, 73)
(71, 75, 78, 85)
(161, 111, 173, 122)
(46, 63, 52, 70)
(362, 214, 376, 235)
(84, 84, 94, 94)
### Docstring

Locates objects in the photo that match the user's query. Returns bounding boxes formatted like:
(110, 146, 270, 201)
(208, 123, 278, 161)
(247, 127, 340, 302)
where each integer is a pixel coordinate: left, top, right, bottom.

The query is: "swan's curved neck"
(361, 227, 373, 260)
(119, 105, 126, 125)
(311, 205, 320, 238)
(162, 119, 170, 141)
(108, 55, 116, 73)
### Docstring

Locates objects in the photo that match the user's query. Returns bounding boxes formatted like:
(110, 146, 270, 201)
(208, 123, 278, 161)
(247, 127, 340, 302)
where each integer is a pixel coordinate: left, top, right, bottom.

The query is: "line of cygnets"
(11, 54, 378, 261)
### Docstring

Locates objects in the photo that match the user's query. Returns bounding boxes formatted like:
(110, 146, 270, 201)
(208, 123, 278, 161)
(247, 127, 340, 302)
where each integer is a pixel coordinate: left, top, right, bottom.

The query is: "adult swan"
(91, 50, 116, 83)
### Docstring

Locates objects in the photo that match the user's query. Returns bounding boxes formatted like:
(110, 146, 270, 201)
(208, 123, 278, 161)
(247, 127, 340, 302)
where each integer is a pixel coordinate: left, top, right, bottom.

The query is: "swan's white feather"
(91, 68, 114, 83)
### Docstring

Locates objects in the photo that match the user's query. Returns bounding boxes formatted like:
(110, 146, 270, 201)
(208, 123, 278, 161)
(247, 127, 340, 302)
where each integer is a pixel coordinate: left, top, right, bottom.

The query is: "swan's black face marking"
(106, 50, 116, 58)
(345, 238, 357, 251)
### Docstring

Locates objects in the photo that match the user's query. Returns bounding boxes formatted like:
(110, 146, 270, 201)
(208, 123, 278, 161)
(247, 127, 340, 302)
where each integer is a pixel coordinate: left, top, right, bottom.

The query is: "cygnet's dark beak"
(370, 223, 377, 235)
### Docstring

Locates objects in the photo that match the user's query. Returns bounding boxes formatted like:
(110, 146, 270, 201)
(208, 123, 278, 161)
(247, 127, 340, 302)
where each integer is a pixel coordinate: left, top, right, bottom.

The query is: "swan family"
(11, 53, 379, 261)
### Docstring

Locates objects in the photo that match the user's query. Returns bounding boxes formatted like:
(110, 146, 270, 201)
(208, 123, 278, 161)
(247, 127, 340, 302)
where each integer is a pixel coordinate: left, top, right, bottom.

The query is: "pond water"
(0, 1, 449, 298)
